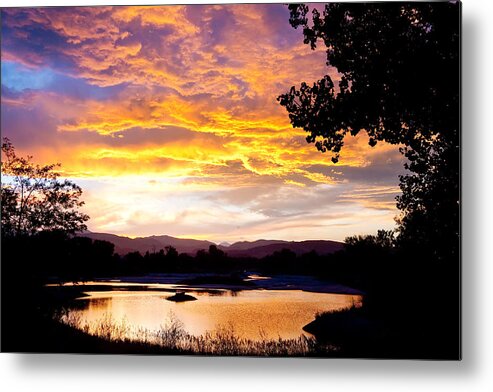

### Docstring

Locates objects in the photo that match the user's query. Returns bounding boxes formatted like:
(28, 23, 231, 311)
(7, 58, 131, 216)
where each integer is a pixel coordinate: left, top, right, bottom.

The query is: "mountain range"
(80, 232, 344, 258)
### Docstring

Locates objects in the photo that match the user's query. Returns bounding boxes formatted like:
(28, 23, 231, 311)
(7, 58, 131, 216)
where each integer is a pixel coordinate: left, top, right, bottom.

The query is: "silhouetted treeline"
(0, 229, 457, 292)
(2, 229, 458, 357)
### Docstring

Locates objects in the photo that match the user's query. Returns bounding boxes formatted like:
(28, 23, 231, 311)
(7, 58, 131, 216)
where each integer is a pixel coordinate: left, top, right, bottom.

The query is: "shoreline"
(52, 272, 364, 296)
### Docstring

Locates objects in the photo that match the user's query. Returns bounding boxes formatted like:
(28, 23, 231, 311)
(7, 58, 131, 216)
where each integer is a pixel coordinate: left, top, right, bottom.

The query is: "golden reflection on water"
(70, 289, 362, 341)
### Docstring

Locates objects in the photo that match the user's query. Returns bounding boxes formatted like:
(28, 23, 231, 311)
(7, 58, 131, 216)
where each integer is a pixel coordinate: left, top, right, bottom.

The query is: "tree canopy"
(1, 138, 89, 237)
(278, 2, 460, 262)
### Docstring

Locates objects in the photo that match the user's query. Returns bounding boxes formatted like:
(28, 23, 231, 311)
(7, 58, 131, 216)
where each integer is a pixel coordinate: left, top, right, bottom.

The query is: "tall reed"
(55, 311, 335, 356)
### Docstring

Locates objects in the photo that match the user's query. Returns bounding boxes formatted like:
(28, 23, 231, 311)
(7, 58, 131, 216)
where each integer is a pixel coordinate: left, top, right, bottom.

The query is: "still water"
(67, 286, 362, 341)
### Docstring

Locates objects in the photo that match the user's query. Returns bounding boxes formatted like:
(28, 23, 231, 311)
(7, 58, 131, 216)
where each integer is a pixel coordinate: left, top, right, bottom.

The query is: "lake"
(61, 275, 363, 341)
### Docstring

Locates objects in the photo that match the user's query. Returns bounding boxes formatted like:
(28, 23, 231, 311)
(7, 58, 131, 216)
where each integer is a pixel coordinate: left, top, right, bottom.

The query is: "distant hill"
(222, 240, 344, 258)
(80, 232, 215, 256)
(218, 241, 232, 247)
(222, 239, 288, 251)
(79, 232, 344, 258)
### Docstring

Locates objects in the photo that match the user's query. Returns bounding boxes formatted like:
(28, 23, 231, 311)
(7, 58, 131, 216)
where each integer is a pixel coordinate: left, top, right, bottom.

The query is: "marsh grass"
(314, 302, 363, 320)
(55, 310, 334, 356)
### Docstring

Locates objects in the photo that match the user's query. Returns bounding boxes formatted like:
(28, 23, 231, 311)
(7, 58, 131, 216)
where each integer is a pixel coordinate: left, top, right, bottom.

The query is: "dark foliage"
(277, 3, 460, 358)
(1, 138, 89, 237)
(1, 226, 458, 357)
(278, 2, 460, 264)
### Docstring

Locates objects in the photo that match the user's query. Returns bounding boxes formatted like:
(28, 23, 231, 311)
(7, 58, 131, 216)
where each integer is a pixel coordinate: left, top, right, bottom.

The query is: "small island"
(166, 292, 197, 302)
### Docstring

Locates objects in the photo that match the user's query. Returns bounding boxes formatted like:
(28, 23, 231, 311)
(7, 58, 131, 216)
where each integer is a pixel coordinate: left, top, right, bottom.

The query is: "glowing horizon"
(1, 4, 405, 243)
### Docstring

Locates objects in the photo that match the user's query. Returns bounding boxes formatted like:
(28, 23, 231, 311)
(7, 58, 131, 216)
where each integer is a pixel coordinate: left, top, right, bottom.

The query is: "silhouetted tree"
(342, 230, 396, 295)
(195, 248, 208, 261)
(1, 138, 89, 237)
(345, 230, 395, 251)
(278, 3, 460, 263)
(164, 246, 179, 271)
(208, 244, 226, 260)
(165, 246, 178, 259)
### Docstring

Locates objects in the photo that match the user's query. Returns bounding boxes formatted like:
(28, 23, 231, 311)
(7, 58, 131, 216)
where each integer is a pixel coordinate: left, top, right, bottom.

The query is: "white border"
(1, 1, 492, 391)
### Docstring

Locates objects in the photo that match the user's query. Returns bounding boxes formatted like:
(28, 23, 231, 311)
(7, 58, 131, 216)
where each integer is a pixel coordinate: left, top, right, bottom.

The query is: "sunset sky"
(1, 4, 405, 242)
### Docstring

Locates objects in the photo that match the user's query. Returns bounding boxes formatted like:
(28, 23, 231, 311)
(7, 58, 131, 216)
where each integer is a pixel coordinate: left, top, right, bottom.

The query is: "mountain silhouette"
(80, 232, 215, 255)
(222, 240, 343, 258)
(80, 232, 343, 258)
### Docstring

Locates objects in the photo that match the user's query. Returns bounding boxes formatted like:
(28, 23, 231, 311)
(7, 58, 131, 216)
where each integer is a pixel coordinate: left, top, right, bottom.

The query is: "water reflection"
(67, 288, 362, 341)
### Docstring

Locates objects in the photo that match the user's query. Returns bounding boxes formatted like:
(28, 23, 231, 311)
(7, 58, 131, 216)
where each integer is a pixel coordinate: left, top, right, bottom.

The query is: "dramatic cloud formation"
(1, 4, 405, 241)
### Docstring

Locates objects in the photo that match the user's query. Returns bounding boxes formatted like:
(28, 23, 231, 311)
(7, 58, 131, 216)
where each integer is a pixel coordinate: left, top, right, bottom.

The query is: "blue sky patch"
(1, 61, 56, 91)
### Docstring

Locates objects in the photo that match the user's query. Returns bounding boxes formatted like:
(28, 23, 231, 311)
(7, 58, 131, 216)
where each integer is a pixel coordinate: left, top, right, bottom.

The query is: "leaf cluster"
(278, 2, 459, 163)
(1, 138, 89, 237)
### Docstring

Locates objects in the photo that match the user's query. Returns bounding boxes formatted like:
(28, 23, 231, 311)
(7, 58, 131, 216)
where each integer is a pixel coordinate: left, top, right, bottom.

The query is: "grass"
(304, 304, 371, 339)
(314, 303, 364, 320)
(54, 310, 336, 356)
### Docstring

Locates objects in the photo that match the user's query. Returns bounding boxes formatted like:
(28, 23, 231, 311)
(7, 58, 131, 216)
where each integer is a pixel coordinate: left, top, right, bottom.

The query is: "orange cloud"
(2, 4, 406, 241)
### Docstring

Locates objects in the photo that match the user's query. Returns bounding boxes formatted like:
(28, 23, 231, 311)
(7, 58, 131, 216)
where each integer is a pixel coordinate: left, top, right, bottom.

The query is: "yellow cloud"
(2, 5, 406, 241)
